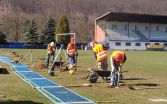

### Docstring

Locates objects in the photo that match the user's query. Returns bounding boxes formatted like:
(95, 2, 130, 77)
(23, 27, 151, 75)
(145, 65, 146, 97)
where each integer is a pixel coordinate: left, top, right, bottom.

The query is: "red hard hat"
(115, 53, 122, 62)
(70, 37, 75, 42)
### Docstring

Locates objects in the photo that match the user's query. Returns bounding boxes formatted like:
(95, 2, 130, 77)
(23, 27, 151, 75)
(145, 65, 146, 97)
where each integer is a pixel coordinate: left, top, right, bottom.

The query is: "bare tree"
(1, 0, 167, 42)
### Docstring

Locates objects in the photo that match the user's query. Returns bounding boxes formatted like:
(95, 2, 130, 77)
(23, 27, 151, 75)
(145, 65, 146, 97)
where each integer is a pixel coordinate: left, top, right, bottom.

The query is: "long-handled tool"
(48, 44, 68, 76)
(48, 45, 63, 76)
(18, 50, 33, 65)
(75, 54, 78, 70)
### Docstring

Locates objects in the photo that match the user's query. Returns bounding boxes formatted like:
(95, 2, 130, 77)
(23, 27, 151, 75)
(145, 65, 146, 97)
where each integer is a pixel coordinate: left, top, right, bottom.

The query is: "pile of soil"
(31, 59, 46, 70)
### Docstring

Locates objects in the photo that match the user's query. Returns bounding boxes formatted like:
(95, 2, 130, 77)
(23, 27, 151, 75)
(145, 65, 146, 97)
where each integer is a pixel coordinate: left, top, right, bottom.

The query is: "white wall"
(106, 22, 129, 41)
(109, 41, 165, 50)
(105, 21, 167, 41)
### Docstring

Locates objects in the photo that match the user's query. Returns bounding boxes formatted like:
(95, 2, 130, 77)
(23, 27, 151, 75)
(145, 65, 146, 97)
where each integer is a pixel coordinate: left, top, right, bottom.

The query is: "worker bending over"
(90, 41, 108, 70)
(110, 51, 126, 88)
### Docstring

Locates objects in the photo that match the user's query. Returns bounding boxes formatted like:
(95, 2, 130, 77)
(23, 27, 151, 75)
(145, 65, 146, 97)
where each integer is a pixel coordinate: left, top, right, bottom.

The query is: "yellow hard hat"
(69, 70, 74, 74)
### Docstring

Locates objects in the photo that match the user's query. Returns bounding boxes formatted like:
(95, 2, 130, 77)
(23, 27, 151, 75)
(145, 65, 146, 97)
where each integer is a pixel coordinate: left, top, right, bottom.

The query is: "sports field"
(0, 49, 167, 104)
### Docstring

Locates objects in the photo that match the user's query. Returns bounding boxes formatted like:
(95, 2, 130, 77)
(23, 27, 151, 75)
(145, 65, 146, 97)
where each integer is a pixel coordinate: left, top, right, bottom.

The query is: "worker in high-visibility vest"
(45, 42, 56, 68)
(90, 41, 108, 70)
(67, 37, 78, 70)
(109, 51, 127, 88)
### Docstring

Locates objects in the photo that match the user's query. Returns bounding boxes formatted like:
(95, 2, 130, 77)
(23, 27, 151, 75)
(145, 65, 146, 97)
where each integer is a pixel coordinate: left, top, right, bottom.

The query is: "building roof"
(96, 12, 167, 24)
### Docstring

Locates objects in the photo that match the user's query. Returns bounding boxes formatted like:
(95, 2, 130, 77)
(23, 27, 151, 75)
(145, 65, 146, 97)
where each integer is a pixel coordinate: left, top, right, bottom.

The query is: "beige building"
(95, 12, 167, 50)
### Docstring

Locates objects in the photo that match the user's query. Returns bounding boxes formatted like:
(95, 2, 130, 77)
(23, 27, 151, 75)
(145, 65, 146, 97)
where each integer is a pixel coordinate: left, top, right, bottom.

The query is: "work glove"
(120, 63, 123, 66)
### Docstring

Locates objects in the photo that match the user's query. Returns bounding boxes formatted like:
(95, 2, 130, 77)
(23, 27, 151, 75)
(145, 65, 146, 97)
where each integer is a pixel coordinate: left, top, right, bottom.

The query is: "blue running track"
(0, 56, 95, 104)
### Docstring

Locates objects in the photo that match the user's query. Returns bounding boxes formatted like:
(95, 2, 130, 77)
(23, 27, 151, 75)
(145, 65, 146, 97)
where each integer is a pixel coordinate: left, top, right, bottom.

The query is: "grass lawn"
(0, 49, 167, 104)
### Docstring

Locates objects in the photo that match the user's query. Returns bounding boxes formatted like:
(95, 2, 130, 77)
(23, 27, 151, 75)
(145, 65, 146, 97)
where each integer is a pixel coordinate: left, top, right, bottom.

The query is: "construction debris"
(149, 99, 167, 102)
(65, 83, 92, 87)
(11, 60, 19, 64)
(128, 84, 160, 90)
(0, 95, 5, 98)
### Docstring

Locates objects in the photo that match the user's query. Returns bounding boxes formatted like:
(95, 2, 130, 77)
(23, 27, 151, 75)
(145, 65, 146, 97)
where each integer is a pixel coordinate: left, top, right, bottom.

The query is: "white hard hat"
(50, 42, 55, 46)
(90, 42, 93, 47)
(90, 41, 96, 47)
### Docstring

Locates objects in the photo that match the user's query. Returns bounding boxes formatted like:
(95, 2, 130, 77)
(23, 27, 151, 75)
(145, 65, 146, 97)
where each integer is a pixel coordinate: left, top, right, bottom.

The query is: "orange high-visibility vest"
(111, 51, 125, 64)
(93, 44, 107, 62)
(47, 45, 55, 54)
(67, 43, 76, 56)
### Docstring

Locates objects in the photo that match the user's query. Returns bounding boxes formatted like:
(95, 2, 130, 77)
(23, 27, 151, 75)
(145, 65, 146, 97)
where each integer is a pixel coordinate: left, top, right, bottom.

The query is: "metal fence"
(0, 42, 87, 49)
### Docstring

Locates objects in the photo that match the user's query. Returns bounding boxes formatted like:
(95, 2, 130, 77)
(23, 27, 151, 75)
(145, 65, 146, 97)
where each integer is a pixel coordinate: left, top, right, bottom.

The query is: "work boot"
(115, 86, 120, 88)
(108, 84, 115, 88)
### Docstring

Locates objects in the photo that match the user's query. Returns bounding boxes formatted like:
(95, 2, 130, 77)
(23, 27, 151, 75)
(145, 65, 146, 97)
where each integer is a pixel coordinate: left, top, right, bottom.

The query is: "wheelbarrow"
(87, 62, 124, 83)
(87, 69, 111, 83)
(87, 70, 125, 83)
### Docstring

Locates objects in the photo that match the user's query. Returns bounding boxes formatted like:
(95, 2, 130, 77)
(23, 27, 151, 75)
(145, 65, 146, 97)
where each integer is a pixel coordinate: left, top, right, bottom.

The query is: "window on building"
(145, 43, 150, 46)
(136, 43, 141, 46)
(115, 42, 121, 46)
(145, 26, 149, 30)
(135, 25, 138, 30)
(155, 43, 159, 45)
(164, 43, 167, 46)
(124, 25, 128, 30)
(112, 25, 117, 29)
(156, 26, 159, 31)
(126, 42, 131, 46)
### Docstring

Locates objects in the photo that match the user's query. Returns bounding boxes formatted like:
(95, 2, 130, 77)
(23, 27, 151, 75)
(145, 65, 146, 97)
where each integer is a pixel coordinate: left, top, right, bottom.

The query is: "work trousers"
(45, 53, 55, 67)
(68, 56, 76, 65)
(97, 58, 108, 70)
(110, 58, 122, 86)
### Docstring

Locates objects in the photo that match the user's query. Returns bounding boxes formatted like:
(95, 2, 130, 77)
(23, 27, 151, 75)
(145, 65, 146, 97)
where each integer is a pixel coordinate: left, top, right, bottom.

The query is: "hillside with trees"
(0, 0, 167, 42)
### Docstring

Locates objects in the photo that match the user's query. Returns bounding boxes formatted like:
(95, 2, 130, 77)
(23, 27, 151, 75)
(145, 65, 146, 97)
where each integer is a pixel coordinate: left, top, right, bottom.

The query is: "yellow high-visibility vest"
(93, 44, 107, 62)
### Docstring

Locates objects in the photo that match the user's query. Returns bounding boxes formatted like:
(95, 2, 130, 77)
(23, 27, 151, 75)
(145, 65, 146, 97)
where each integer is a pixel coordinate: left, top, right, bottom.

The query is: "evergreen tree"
(0, 31, 7, 43)
(56, 15, 70, 44)
(25, 20, 38, 46)
(42, 16, 56, 44)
